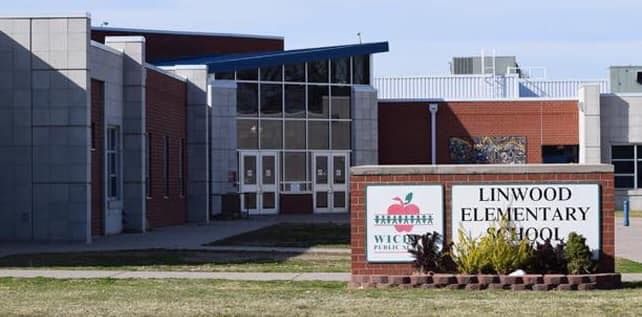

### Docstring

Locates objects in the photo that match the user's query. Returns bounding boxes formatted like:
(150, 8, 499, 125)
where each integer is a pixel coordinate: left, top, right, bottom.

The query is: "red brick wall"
(378, 100, 579, 164)
(146, 69, 188, 227)
(92, 30, 284, 62)
(90, 79, 104, 236)
(350, 172, 615, 275)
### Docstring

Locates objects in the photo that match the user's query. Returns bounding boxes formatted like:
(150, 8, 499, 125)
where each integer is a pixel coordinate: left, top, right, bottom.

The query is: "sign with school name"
(451, 184, 600, 258)
(366, 185, 443, 262)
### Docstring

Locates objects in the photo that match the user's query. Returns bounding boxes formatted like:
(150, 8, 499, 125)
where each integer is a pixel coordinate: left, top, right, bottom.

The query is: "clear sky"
(8, 0, 642, 79)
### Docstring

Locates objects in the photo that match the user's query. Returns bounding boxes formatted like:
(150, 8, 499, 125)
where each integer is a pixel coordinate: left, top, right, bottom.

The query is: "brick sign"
(366, 185, 443, 262)
(451, 184, 600, 258)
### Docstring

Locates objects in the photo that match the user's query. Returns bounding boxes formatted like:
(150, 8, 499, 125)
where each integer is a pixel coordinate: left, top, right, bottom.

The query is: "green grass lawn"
(0, 278, 641, 316)
(616, 210, 642, 218)
(206, 223, 351, 248)
(617, 257, 642, 273)
(0, 250, 350, 273)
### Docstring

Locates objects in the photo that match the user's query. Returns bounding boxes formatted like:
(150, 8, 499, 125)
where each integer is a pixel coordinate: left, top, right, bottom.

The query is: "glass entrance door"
(313, 152, 349, 213)
(239, 151, 279, 215)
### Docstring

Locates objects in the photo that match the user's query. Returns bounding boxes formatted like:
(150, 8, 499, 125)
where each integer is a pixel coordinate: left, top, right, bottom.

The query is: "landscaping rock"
(433, 274, 457, 286)
(544, 274, 567, 285)
(522, 275, 543, 285)
(456, 274, 478, 284)
(410, 275, 430, 286)
(477, 275, 499, 285)
(488, 283, 507, 290)
(389, 275, 411, 285)
(556, 284, 575, 291)
(500, 275, 522, 285)
(577, 283, 596, 291)
(465, 284, 484, 290)
(532, 284, 553, 291)
(567, 275, 589, 285)
(370, 275, 388, 284)
(446, 284, 466, 290)
(511, 284, 529, 291)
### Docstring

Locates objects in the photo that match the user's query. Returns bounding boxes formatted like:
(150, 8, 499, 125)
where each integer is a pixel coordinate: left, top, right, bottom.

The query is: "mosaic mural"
(448, 136, 526, 164)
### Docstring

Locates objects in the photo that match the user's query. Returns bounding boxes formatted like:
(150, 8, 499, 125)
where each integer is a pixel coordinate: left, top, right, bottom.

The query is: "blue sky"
(8, 0, 642, 79)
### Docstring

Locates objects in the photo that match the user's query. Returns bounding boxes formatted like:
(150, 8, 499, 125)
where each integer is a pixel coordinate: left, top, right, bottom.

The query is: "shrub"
(565, 232, 594, 274)
(407, 231, 455, 273)
(532, 239, 567, 274)
(453, 228, 492, 274)
(453, 218, 532, 274)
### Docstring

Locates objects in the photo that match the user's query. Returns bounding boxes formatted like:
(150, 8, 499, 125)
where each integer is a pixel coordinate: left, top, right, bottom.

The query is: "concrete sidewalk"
(616, 217, 642, 263)
(0, 269, 640, 283)
(0, 214, 349, 258)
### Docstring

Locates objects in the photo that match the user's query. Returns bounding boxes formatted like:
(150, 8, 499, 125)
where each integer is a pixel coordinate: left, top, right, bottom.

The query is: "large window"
(227, 58, 365, 193)
(612, 145, 641, 189)
(107, 126, 120, 200)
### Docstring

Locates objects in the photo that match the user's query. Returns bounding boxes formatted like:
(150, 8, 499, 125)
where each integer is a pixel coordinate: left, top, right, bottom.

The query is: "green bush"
(532, 239, 567, 274)
(454, 218, 532, 274)
(565, 232, 594, 274)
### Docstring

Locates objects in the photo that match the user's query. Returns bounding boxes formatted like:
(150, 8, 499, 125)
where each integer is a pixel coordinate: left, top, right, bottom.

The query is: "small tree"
(565, 232, 594, 274)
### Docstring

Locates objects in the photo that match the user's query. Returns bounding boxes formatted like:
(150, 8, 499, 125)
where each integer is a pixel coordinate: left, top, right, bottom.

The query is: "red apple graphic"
(387, 193, 420, 232)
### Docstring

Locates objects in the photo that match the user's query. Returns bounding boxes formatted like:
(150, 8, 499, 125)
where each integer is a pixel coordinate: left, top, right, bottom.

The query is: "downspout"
(429, 103, 439, 165)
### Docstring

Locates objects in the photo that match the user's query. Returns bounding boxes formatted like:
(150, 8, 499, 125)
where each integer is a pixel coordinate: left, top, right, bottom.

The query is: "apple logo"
(387, 192, 420, 232)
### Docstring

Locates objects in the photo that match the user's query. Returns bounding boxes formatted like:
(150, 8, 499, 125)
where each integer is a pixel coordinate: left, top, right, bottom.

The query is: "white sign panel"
(366, 185, 443, 262)
(451, 184, 600, 257)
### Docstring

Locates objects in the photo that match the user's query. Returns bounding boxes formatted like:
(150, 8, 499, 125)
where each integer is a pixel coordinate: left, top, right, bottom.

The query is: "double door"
(312, 152, 349, 213)
(239, 151, 278, 215)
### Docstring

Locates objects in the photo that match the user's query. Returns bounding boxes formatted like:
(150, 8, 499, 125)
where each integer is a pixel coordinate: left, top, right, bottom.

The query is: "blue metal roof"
(152, 42, 389, 73)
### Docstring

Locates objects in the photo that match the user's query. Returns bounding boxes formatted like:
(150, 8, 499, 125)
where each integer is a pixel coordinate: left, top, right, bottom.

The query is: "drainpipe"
(429, 103, 439, 165)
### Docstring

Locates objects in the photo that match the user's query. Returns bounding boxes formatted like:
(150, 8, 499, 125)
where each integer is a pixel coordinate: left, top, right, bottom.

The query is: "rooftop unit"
(610, 66, 642, 93)
(451, 55, 520, 76)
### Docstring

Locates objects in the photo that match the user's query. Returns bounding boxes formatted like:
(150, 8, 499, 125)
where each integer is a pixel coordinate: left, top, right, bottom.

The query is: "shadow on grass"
(622, 282, 642, 289)
(205, 223, 350, 248)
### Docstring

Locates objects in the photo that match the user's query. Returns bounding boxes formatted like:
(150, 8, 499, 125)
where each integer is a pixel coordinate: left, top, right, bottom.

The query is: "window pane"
(284, 120, 305, 149)
(309, 121, 329, 149)
(285, 85, 305, 118)
(262, 156, 276, 185)
(615, 176, 634, 189)
(331, 57, 350, 84)
(215, 72, 234, 80)
(334, 191, 346, 208)
(260, 120, 282, 149)
(638, 146, 642, 159)
(308, 85, 329, 119)
(237, 83, 258, 116)
(260, 65, 282, 82)
(612, 145, 634, 159)
(353, 55, 370, 85)
(333, 156, 346, 184)
(614, 161, 635, 174)
(315, 156, 328, 184)
(237, 120, 258, 149)
(244, 193, 257, 209)
(263, 192, 276, 209)
(237, 68, 258, 81)
(284, 63, 305, 82)
(243, 155, 256, 185)
(316, 192, 328, 208)
(110, 176, 117, 197)
(260, 84, 282, 117)
(331, 121, 351, 150)
(308, 60, 328, 83)
(331, 86, 351, 119)
(283, 152, 306, 181)
(638, 162, 642, 188)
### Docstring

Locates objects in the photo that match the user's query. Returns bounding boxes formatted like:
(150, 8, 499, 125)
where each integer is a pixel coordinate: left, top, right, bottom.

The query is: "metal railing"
(374, 75, 609, 100)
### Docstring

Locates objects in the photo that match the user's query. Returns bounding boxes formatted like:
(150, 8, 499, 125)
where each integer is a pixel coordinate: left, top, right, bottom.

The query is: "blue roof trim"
(153, 42, 389, 73)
